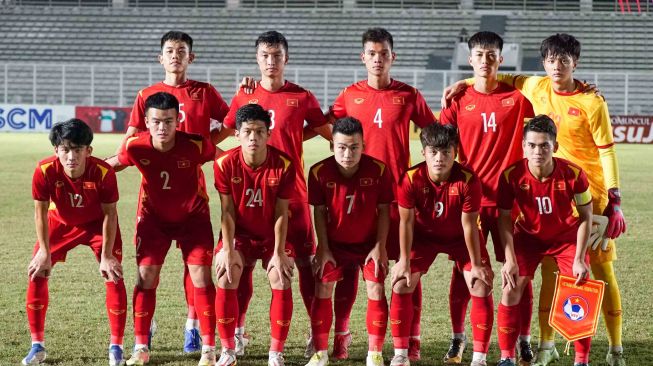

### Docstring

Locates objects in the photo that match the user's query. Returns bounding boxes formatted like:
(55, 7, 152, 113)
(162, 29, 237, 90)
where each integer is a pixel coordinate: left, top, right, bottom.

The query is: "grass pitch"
(0, 133, 651, 365)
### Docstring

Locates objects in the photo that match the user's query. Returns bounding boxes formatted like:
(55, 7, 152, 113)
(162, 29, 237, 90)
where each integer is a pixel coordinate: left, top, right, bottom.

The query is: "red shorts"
(410, 239, 490, 274)
(318, 242, 385, 283)
(216, 236, 295, 269)
(386, 202, 401, 261)
(479, 206, 504, 262)
(135, 213, 214, 266)
(514, 232, 589, 277)
(34, 215, 123, 264)
(287, 201, 315, 259)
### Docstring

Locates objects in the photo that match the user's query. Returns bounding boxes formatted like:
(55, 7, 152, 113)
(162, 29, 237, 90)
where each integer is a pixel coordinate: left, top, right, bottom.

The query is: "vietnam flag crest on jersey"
(549, 273, 605, 341)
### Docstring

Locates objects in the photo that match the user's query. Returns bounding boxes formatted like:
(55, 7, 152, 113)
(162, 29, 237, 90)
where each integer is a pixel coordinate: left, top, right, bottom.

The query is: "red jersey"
(397, 162, 481, 244)
(439, 83, 534, 207)
(128, 80, 229, 137)
(330, 79, 436, 186)
(224, 81, 327, 203)
(497, 158, 592, 244)
(214, 146, 296, 241)
(117, 131, 215, 223)
(32, 156, 118, 227)
(308, 154, 394, 244)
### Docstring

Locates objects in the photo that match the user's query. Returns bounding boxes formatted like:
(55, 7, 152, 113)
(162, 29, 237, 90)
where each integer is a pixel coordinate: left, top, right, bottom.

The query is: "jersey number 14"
(481, 112, 496, 132)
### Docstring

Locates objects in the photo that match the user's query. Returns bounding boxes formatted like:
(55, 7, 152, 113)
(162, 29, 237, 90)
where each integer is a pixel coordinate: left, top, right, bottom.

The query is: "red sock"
(216, 288, 238, 350)
(410, 281, 422, 338)
(237, 265, 254, 328)
(133, 286, 157, 345)
(270, 288, 293, 352)
(366, 298, 388, 352)
(105, 280, 127, 345)
(519, 281, 533, 336)
(26, 276, 49, 343)
(470, 295, 494, 353)
(449, 267, 471, 334)
(390, 292, 413, 349)
(497, 303, 520, 359)
(194, 286, 216, 347)
(574, 337, 591, 364)
(297, 264, 315, 316)
(311, 297, 332, 351)
(183, 265, 197, 321)
(334, 265, 359, 333)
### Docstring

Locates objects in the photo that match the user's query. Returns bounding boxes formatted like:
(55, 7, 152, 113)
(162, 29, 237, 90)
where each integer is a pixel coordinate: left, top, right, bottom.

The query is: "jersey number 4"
(374, 108, 383, 128)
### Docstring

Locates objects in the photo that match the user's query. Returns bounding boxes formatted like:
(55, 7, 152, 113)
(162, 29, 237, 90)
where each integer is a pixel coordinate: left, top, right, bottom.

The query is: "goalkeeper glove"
(589, 215, 609, 251)
(602, 188, 627, 239)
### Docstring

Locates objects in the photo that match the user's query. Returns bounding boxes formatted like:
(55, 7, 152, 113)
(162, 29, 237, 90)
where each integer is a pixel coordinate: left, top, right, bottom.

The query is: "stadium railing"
(1, 63, 650, 115)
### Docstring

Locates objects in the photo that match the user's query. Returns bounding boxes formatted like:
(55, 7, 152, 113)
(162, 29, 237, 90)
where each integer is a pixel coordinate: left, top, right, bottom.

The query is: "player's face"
(145, 108, 178, 146)
(523, 131, 558, 168)
(361, 41, 395, 77)
(422, 145, 456, 178)
(332, 132, 364, 171)
(55, 141, 92, 178)
(256, 43, 288, 79)
(542, 53, 576, 85)
(468, 46, 502, 78)
(236, 120, 270, 155)
(159, 40, 194, 74)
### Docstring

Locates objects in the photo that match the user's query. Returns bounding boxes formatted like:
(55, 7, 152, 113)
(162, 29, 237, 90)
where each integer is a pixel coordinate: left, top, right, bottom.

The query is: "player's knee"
(392, 278, 414, 294)
(365, 280, 385, 300)
(137, 265, 161, 289)
(267, 269, 291, 290)
(315, 281, 334, 298)
(187, 264, 213, 288)
(468, 281, 491, 297)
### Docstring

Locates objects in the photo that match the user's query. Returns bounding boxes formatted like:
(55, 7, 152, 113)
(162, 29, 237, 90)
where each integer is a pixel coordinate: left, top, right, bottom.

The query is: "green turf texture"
(0, 133, 651, 365)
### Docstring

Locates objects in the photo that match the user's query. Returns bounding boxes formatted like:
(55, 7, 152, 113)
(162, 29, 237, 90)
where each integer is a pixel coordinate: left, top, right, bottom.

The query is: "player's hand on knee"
(267, 252, 294, 287)
(603, 188, 627, 239)
(312, 249, 336, 279)
(215, 249, 242, 283)
(365, 245, 388, 278)
(470, 265, 493, 290)
(99, 254, 123, 283)
(239, 76, 258, 95)
(28, 249, 52, 281)
(573, 259, 590, 285)
(500, 260, 518, 290)
(440, 80, 468, 109)
(391, 259, 412, 288)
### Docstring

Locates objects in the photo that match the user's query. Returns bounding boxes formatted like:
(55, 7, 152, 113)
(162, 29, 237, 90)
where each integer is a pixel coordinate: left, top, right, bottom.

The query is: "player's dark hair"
(255, 30, 288, 54)
(420, 123, 459, 150)
(145, 92, 179, 114)
(49, 118, 93, 147)
(523, 114, 557, 141)
(540, 33, 581, 61)
(235, 104, 272, 130)
(161, 30, 193, 52)
(332, 117, 363, 138)
(362, 27, 393, 50)
(468, 31, 503, 52)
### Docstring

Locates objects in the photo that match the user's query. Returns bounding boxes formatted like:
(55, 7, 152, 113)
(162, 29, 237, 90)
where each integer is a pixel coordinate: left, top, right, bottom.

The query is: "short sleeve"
(99, 167, 119, 204)
(396, 173, 416, 209)
(497, 170, 515, 210)
(223, 91, 242, 130)
(511, 75, 545, 102)
(208, 85, 230, 131)
(304, 91, 327, 128)
(213, 156, 231, 194)
(307, 164, 326, 206)
(588, 100, 614, 148)
(329, 89, 348, 119)
(32, 166, 50, 201)
(411, 89, 437, 128)
(438, 101, 458, 125)
(462, 176, 482, 213)
(200, 135, 216, 163)
(128, 91, 147, 130)
(378, 164, 394, 204)
(277, 161, 297, 200)
(117, 137, 135, 167)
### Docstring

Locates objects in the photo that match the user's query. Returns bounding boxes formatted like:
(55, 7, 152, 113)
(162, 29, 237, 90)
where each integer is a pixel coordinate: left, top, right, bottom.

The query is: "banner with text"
(0, 104, 75, 132)
(611, 115, 653, 144)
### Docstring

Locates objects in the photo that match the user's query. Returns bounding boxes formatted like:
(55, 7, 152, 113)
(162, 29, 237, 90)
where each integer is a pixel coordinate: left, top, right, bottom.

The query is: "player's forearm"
(100, 204, 118, 258)
(214, 126, 234, 146)
(273, 199, 290, 255)
(34, 201, 50, 253)
(302, 126, 319, 141)
(398, 208, 414, 262)
(575, 205, 593, 260)
(374, 204, 390, 249)
(462, 212, 482, 266)
(497, 210, 515, 262)
(313, 206, 331, 253)
(599, 145, 621, 190)
(115, 126, 139, 155)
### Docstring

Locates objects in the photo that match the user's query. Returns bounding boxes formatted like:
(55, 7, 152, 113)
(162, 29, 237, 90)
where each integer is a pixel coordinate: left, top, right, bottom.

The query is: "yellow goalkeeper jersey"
(498, 75, 619, 211)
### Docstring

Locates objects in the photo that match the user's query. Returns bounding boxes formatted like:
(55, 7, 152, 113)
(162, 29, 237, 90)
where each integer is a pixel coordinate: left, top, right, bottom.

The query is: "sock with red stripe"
(334, 265, 359, 334)
(26, 276, 49, 343)
(410, 280, 422, 339)
(497, 303, 520, 359)
(237, 265, 254, 329)
(390, 292, 413, 350)
(133, 286, 157, 346)
(574, 337, 592, 364)
(216, 288, 238, 350)
(310, 297, 332, 352)
(449, 267, 471, 334)
(194, 285, 216, 347)
(519, 281, 533, 338)
(270, 288, 293, 352)
(105, 280, 127, 346)
(367, 298, 388, 352)
(297, 264, 315, 316)
(470, 295, 494, 354)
